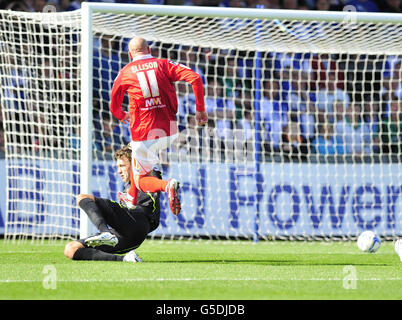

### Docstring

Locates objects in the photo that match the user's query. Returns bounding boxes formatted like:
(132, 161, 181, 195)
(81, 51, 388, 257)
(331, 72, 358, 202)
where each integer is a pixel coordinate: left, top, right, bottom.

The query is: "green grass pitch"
(0, 239, 401, 300)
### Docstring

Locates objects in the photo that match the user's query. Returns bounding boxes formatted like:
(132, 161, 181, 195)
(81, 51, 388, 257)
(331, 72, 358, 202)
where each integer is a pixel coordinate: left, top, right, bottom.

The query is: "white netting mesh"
(0, 10, 82, 240)
(0, 6, 401, 240)
(90, 12, 402, 55)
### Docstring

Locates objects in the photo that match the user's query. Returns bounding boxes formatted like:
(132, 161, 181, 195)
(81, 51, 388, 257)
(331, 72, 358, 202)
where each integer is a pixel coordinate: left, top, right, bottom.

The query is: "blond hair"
(114, 145, 132, 161)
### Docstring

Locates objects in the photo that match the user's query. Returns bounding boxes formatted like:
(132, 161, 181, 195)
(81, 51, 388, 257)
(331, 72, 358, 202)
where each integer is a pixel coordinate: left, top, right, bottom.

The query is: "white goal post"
(0, 3, 401, 241)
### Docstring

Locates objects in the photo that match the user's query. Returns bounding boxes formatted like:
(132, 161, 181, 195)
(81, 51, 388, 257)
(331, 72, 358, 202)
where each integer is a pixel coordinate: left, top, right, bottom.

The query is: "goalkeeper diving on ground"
(64, 145, 161, 262)
(109, 36, 208, 215)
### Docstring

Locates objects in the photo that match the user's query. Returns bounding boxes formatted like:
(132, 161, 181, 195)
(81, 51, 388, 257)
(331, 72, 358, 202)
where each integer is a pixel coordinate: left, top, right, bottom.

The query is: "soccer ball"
(357, 231, 381, 253)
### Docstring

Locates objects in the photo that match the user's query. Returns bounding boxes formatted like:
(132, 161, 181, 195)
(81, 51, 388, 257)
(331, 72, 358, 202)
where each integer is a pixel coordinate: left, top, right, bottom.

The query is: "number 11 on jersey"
(136, 70, 160, 98)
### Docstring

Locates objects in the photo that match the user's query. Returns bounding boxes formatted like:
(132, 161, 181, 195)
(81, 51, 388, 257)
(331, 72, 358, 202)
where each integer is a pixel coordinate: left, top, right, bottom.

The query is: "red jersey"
(110, 54, 205, 141)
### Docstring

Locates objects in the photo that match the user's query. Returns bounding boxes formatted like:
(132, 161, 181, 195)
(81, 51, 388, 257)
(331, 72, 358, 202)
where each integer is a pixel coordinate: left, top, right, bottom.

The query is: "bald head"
(128, 37, 150, 59)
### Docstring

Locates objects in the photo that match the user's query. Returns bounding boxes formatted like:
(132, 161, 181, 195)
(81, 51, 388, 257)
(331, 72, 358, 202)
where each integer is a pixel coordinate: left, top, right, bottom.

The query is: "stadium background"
(0, 0, 401, 238)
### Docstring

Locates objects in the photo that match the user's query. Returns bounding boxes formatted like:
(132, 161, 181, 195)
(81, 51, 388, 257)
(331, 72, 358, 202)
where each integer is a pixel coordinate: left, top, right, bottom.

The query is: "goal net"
(0, 4, 401, 241)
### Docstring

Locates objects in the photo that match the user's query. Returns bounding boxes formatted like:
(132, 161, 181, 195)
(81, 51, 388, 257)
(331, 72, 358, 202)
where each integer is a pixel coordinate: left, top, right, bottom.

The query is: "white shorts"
(129, 134, 177, 176)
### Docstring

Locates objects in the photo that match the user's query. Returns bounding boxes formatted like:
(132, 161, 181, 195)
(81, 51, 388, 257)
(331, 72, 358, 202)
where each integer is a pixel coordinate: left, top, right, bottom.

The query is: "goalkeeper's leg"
(64, 242, 142, 262)
(77, 194, 110, 233)
(64, 241, 124, 261)
(77, 194, 119, 247)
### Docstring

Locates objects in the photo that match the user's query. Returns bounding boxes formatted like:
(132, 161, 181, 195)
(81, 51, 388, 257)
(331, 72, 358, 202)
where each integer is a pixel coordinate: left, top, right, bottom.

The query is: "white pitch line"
(0, 252, 56, 254)
(1, 277, 402, 283)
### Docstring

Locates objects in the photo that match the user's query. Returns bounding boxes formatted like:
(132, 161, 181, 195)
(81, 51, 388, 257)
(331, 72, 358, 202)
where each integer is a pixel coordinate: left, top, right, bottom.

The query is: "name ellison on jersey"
(131, 61, 158, 73)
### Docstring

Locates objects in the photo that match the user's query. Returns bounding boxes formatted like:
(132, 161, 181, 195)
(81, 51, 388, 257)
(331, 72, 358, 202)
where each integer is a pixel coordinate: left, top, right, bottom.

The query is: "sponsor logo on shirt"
(142, 97, 166, 111)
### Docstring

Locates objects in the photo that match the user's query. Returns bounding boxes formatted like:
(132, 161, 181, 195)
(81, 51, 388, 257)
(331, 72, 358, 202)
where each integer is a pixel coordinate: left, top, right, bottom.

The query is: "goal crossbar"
(83, 3, 402, 23)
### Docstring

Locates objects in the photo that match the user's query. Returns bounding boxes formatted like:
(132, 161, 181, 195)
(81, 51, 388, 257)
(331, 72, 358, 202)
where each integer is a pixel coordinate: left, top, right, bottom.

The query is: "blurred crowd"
(0, 0, 401, 162)
(0, 0, 401, 13)
(167, 47, 402, 163)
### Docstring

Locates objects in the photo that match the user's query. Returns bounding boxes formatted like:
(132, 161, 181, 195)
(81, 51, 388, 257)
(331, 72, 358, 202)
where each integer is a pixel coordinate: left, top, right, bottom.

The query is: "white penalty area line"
(0, 251, 57, 254)
(1, 277, 402, 283)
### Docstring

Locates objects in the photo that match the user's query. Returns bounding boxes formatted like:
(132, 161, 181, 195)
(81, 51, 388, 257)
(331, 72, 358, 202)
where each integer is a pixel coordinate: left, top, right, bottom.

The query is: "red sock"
(128, 167, 138, 205)
(127, 185, 138, 205)
(139, 175, 168, 193)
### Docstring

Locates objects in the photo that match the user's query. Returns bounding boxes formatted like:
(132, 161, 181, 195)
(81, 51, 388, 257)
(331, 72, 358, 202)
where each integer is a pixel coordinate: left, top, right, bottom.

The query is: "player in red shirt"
(110, 37, 207, 215)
